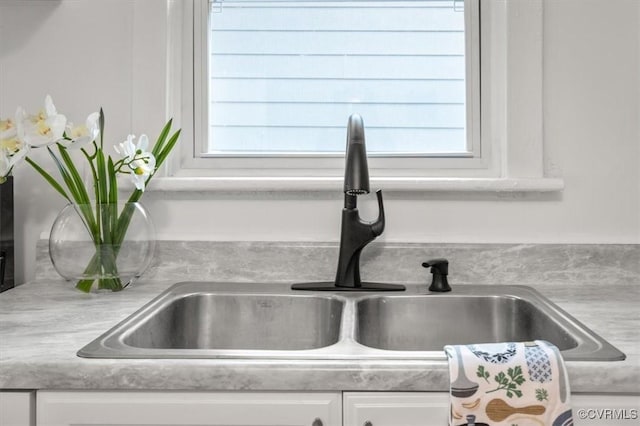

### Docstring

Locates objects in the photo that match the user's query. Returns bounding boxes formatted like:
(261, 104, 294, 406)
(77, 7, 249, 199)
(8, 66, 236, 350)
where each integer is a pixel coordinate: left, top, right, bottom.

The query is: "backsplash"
(34, 240, 639, 286)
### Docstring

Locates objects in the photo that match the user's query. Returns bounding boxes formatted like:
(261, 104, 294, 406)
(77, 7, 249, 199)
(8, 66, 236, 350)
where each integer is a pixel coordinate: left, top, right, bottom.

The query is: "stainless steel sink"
(123, 293, 343, 351)
(79, 282, 344, 358)
(78, 282, 625, 361)
(356, 293, 579, 352)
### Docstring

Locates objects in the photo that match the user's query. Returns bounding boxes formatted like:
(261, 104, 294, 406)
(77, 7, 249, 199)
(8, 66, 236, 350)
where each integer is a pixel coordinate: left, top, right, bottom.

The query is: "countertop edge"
(1, 279, 639, 393)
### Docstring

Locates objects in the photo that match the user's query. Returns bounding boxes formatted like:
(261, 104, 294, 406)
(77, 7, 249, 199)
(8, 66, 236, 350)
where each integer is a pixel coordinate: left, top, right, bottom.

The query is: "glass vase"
(49, 202, 156, 292)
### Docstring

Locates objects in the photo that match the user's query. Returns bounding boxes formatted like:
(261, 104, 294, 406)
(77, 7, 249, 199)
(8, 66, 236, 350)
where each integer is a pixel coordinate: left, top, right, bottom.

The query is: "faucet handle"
(371, 190, 385, 236)
(422, 258, 451, 292)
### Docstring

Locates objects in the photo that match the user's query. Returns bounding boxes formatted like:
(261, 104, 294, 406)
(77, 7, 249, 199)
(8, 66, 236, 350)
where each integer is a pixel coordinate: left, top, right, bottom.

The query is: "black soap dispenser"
(422, 258, 451, 292)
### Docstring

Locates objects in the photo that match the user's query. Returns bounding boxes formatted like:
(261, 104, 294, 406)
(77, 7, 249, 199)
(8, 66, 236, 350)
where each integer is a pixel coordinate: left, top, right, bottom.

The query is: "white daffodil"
(63, 112, 100, 149)
(115, 134, 156, 191)
(18, 95, 67, 147)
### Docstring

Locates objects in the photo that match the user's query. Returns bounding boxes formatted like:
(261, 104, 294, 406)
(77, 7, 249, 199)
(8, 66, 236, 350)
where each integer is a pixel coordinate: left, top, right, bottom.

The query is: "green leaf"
(46, 147, 81, 203)
(488, 366, 526, 397)
(47, 147, 97, 238)
(98, 108, 105, 149)
(476, 365, 490, 383)
(151, 129, 181, 179)
(107, 157, 119, 238)
(535, 388, 549, 401)
(151, 118, 173, 157)
(96, 148, 108, 204)
(24, 157, 69, 201)
(81, 147, 100, 201)
(107, 157, 118, 205)
(75, 278, 95, 293)
(94, 147, 110, 242)
(156, 128, 180, 162)
(57, 143, 90, 205)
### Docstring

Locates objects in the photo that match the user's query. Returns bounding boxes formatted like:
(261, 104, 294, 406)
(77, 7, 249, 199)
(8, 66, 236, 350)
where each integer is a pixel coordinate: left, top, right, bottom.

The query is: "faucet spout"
(344, 114, 370, 196)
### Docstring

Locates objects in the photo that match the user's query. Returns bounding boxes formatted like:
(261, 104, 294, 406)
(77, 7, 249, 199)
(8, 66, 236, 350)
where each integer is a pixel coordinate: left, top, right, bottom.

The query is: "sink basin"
(124, 293, 343, 351)
(355, 287, 624, 361)
(356, 295, 577, 351)
(78, 282, 344, 358)
(78, 282, 625, 361)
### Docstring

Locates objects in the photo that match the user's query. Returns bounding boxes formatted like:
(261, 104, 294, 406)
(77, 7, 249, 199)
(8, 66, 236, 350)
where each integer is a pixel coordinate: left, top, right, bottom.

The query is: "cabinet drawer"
(344, 392, 449, 426)
(37, 391, 341, 426)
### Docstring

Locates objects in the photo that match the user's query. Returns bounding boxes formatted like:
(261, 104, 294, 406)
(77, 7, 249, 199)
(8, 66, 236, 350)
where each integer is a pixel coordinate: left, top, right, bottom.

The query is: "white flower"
(129, 152, 156, 191)
(114, 134, 138, 159)
(0, 116, 29, 179)
(0, 118, 16, 139)
(18, 95, 67, 147)
(63, 112, 100, 149)
(115, 134, 156, 191)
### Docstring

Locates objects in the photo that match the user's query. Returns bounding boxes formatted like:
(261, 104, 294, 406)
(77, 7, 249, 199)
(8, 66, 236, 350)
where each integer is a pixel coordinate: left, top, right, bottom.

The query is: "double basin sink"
(78, 282, 625, 361)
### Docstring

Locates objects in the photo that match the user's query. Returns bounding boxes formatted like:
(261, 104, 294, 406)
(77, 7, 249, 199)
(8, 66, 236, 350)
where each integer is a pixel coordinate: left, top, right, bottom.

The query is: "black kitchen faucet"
(292, 114, 405, 291)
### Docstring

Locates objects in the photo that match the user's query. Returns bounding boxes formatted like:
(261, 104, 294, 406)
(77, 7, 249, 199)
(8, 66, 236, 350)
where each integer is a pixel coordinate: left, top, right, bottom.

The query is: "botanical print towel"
(444, 340, 573, 426)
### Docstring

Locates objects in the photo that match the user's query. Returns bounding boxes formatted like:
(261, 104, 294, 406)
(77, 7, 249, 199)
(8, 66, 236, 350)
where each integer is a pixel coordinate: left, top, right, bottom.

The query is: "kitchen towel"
(444, 340, 573, 426)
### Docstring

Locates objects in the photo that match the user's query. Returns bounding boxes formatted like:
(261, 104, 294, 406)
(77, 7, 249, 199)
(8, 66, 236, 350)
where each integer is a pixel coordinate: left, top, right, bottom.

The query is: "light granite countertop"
(0, 277, 638, 393)
(1, 242, 639, 393)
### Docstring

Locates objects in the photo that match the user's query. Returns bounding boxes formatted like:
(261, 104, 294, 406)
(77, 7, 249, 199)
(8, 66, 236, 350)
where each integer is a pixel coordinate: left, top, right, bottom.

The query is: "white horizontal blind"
(207, 0, 467, 155)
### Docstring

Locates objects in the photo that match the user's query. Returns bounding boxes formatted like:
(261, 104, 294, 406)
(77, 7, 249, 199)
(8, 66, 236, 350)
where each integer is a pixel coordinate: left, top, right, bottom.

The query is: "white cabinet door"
(572, 394, 640, 426)
(343, 392, 449, 426)
(37, 391, 341, 426)
(344, 392, 640, 426)
(0, 391, 35, 426)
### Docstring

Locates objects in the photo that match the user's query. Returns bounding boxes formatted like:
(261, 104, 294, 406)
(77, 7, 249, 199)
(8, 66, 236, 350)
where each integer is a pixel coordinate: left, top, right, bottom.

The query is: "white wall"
(1, 0, 639, 284)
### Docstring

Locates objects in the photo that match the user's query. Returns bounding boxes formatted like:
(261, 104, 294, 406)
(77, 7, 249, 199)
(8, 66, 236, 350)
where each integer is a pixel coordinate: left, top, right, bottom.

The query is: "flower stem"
(74, 203, 136, 292)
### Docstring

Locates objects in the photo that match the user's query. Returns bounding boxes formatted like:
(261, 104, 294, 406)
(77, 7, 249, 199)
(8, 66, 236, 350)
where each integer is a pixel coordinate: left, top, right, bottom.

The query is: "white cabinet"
(0, 391, 35, 426)
(572, 394, 640, 426)
(34, 390, 640, 426)
(36, 391, 341, 426)
(343, 392, 449, 426)
(343, 392, 640, 426)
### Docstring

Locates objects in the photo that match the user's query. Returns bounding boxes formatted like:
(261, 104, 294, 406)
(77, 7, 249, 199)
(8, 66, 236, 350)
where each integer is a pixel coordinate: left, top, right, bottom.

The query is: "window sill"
(149, 177, 564, 193)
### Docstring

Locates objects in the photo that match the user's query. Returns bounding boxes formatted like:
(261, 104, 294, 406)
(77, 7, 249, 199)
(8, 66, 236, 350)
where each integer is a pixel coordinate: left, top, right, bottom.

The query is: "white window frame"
(159, 0, 563, 192)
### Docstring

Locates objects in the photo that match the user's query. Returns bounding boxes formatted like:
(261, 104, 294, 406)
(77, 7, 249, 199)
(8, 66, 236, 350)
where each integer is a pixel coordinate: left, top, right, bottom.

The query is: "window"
(164, 0, 561, 191)
(183, 0, 482, 176)
(204, 0, 477, 157)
